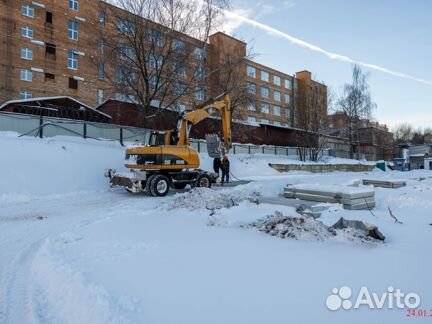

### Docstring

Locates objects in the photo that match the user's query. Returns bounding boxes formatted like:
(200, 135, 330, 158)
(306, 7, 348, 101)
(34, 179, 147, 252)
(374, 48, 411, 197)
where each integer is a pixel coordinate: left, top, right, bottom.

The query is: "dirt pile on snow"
(249, 211, 335, 241)
(162, 187, 260, 211)
(249, 212, 385, 243)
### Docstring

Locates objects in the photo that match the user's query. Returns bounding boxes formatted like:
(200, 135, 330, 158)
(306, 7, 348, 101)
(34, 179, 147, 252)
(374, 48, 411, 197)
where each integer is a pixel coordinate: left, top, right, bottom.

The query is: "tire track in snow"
(0, 191, 161, 323)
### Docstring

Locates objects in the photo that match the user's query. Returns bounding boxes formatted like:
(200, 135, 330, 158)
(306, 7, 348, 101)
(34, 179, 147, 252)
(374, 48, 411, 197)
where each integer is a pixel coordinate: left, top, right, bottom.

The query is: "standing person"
(213, 157, 221, 177)
(221, 155, 230, 184)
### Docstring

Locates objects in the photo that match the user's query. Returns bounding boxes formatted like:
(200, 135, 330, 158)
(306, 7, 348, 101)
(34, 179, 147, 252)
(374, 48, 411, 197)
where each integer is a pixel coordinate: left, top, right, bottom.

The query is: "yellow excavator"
(105, 94, 232, 196)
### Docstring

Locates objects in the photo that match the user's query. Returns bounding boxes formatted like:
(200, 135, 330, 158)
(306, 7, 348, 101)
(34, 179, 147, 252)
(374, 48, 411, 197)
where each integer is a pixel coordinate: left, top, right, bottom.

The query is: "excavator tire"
(195, 173, 212, 189)
(150, 175, 170, 197)
(144, 174, 157, 195)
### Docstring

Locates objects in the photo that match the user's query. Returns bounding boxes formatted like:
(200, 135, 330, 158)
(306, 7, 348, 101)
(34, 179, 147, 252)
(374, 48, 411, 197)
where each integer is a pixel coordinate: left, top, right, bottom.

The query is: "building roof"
(0, 96, 111, 119)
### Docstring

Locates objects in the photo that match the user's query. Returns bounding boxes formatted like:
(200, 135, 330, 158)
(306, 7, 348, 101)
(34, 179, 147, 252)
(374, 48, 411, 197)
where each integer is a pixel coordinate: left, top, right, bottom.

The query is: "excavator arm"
(177, 94, 232, 155)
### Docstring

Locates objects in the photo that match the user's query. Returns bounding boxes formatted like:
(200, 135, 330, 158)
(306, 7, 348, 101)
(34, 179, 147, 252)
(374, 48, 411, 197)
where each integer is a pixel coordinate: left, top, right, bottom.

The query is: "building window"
(99, 38, 105, 55)
(69, 77, 78, 89)
(21, 26, 33, 38)
(68, 20, 78, 40)
(44, 73, 55, 81)
(99, 10, 105, 26)
(195, 87, 205, 101)
(116, 92, 132, 102)
(274, 90, 281, 101)
(274, 75, 281, 86)
(148, 75, 158, 89)
(172, 39, 186, 54)
(19, 90, 32, 99)
(45, 43, 56, 56)
(247, 116, 256, 123)
(247, 100, 256, 111)
(20, 69, 32, 81)
(247, 82, 256, 94)
(284, 79, 292, 89)
(284, 93, 291, 104)
(67, 49, 78, 69)
(115, 66, 136, 85)
(194, 66, 205, 80)
(194, 47, 205, 60)
(45, 11, 53, 24)
(148, 30, 164, 48)
(261, 118, 269, 124)
(261, 71, 269, 82)
(273, 105, 281, 116)
(285, 108, 291, 118)
(261, 87, 269, 98)
(69, 0, 78, 11)
(22, 4, 34, 17)
(118, 43, 135, 60)
(247, 65, 256, 78)
(98, 89, 105, 104)
(173, 61, 186, 77)
(20, 47, 33, 60)
(173, 81, 186, 96)
(273, 121, 281, 126)
(149, 54, 162, 69)
(98, 63, 105, 80)
(261, 103, 269, 114)
(116, 17, 135, 36)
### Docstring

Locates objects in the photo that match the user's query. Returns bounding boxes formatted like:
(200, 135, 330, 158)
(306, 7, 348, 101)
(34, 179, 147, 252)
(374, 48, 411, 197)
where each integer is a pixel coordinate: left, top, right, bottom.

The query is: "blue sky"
(222, 0, 432, 130)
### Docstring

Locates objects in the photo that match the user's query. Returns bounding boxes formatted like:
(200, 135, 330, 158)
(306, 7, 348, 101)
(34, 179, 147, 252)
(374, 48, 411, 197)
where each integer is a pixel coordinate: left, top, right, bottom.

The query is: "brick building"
(327, 112, 395, 160)
(0, 0, 327, 130)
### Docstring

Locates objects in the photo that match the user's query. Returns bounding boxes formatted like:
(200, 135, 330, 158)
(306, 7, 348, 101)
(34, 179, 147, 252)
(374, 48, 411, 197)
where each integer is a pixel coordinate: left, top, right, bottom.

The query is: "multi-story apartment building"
(0, 0, 328, 129)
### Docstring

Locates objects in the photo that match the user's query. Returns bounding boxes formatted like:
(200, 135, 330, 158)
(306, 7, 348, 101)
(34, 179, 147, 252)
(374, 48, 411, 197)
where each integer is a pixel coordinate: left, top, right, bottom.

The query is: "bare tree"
(392, 122, 413, 145)
(100, 0, 228, 124)
(337, 65, 376, 159)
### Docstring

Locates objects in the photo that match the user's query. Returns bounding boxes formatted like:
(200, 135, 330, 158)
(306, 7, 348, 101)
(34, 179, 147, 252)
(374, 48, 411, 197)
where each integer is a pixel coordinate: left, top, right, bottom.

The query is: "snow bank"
(162, 187, 260, 211)
(0, 133, 125, 196)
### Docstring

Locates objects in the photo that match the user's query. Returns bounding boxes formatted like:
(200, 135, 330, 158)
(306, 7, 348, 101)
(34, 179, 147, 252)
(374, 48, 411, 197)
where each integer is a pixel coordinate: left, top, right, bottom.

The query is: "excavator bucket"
(206, 134, 226, 158)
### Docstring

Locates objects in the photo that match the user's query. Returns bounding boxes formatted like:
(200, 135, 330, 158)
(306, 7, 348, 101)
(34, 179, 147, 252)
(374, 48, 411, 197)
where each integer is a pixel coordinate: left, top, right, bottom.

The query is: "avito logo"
(326, 286, 421, 311)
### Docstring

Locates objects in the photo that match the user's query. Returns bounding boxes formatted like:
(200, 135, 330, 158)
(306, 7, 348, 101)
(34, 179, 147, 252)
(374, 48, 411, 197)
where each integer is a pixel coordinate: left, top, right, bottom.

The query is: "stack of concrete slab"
(362, 179, 406, 188)
(284, 184, 375, 210)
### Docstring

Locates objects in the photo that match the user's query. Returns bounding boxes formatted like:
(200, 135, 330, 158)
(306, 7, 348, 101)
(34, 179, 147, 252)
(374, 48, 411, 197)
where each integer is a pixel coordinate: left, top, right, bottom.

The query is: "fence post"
(286, 147, 289, 156)
(83, 122, 87, 139)
(248, 145, 251, 154)
(262, 146, 265, 154)
(120, 128, 123, 146)
(275, 146, 277, 155)
(198, 141, 200, 153)
(233, 144, 236, 154)
(39, 116, 43, 138)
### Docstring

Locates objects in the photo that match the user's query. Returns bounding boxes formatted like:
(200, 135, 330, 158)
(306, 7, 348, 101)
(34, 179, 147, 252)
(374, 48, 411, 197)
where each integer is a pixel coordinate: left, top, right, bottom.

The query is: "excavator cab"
(148, 130, 179, 146)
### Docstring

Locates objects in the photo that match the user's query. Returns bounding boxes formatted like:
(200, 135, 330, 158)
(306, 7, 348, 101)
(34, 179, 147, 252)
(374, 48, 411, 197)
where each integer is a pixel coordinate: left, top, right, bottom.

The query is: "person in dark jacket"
(213, 157, 221, 175)
(221, 155, 230, 183)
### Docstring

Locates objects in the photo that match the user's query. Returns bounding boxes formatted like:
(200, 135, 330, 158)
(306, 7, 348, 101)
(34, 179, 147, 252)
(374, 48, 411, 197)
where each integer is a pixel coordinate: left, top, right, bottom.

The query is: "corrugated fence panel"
(0, 112, 335, 158)
(0, 113, 40, 136)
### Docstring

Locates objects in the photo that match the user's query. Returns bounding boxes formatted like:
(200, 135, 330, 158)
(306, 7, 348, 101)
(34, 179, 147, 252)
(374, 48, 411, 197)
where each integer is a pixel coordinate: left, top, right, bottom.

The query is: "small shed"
(0, 96, 111, 123)
(424, 158, 432, 171)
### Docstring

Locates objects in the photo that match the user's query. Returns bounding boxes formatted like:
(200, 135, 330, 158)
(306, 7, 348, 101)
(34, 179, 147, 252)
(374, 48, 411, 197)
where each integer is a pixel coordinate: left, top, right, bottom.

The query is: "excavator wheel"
(144, 175, 157, 195)
(150, 175, 170, 197)
(195, 173, 212, 189)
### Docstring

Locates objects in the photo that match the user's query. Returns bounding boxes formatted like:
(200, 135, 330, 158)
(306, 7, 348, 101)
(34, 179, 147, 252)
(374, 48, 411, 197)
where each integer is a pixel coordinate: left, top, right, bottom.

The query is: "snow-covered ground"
(1, 132, 431, 324)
